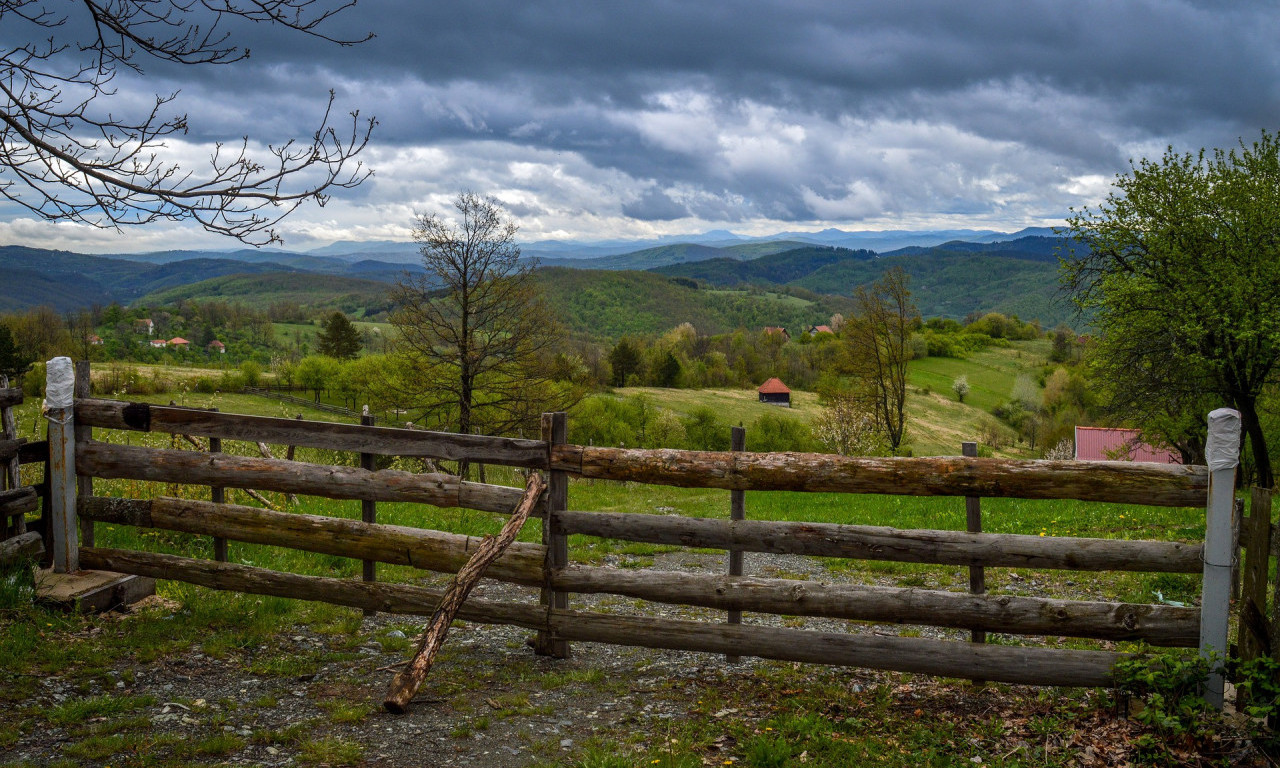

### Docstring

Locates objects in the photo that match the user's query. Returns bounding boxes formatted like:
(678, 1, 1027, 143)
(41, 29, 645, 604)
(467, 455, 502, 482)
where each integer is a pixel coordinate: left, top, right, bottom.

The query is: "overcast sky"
(3, 0, 1279, 252)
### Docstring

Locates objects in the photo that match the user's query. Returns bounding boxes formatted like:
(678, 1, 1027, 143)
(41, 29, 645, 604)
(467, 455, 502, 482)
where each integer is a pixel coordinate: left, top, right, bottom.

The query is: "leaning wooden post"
(726, 425, 746, 663)
(962, 441, 987, 678)
(1201, 407, 1240, 709)
(45, 357, 78, 573)
(384, 473, 545, 714)
(534, 412, 570, 658)
(73, 361, 94, 548)
(360, 407, 377, 617)
(209, 408, 227, 562)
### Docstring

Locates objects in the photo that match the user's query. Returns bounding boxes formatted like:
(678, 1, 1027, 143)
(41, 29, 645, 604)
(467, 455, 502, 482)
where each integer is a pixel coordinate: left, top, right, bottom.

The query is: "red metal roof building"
(1073, 426, 1179, 463)
(758, 377, 792, 407)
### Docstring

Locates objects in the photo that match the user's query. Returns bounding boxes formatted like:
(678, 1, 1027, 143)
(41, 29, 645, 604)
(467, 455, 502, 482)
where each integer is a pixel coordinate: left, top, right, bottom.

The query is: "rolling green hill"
(136, 272, 395, 317)
(653, 245, 875, 286)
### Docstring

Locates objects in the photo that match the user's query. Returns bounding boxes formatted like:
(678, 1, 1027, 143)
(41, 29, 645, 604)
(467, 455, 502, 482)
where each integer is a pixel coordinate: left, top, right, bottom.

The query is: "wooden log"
(558, 510, 1202, 573)
(18, 441, 47, 465)
(254, 440, 296, 506)
(0, 438, 23, 463)
(0, 487, 38, 518)
(0, 531, 43, 565)
(79, 496, 546, 585)
(552, 445, 1208, 507)
(209, 409, 227, 562)
(75, 398, 549, 468)
(0, 386, 21, 409)
(384, 473, 545, 713)
(549, 566, 1198, 646)
(78, 547, 1129, 688)
(962, 441, 985, 682)
(1240, 489, 1272, 661)
(77, 441, 528, 514)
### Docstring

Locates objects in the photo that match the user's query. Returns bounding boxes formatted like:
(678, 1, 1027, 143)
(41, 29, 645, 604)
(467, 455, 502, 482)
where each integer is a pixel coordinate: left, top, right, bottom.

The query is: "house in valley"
(134, 318, 155, 336)
(208, 340, 226, 354)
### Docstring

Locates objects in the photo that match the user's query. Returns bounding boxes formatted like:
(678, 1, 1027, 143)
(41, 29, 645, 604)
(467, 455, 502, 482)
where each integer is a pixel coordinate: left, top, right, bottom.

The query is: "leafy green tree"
(0, 325, 34, 378)
(1063, 132, 1280, 486)
(295, 355, 340, 403)
(316, 311, 362, 360)
(608, 338, 643, 387)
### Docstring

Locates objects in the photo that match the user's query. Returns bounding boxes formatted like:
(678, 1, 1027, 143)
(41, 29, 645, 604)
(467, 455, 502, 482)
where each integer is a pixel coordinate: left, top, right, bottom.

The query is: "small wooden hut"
(757, 377, 792, 407)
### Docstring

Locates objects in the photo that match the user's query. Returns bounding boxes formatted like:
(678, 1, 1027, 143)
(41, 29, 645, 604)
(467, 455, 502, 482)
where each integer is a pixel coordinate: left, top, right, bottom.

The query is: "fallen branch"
(0, 531, 44, 566)
(383, 472, 545, 714)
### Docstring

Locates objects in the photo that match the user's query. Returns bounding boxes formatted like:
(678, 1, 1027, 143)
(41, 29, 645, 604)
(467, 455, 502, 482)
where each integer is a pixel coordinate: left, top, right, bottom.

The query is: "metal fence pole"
(1200, 408, 1241, 709)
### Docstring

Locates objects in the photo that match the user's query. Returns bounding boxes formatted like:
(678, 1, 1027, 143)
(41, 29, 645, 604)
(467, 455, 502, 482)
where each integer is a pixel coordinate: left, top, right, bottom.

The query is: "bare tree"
(844, 267, 915, 452)
(1, 0, 374, 245)
(390, 193, 562, 444)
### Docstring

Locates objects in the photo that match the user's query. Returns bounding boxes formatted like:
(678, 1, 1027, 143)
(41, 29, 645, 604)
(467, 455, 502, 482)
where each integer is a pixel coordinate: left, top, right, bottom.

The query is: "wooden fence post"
(74, 361, 94, 548)
(361, 407, 377, 617)
(726, 425, 746, 663)
(46, 357, 78, 573)
(1, 373, 22, 537)
(1201, 408, 1240, 709)
(209, 408, 227, 562)
(1239, 488, 1272, 663)
(962, 441, 986, 684)
(535, 412, 570, 658)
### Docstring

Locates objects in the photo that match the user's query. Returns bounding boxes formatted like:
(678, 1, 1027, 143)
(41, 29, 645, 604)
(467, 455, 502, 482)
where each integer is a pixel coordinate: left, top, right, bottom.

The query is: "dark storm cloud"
(6, 0, 1280, 249)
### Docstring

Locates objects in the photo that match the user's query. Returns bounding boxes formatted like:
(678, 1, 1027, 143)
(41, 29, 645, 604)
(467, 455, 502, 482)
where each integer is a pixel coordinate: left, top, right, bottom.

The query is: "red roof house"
(1074, 426, 1179, 464)
(758, 377, 792, 407)
(808, 324, 834, 336)
(168, 337, 189, 347)
(208, 340, 226, 353)
(763, 326, 790, 340)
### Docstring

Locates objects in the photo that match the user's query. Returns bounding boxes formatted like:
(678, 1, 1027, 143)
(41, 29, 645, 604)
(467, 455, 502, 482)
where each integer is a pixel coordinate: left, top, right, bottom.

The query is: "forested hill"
(649, 237, 1073, 326)
(533, 268, 848, 338)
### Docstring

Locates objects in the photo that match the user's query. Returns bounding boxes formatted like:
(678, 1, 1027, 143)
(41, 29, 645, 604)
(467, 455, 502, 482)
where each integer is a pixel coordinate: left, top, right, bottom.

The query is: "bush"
(749, 412, 816, 452)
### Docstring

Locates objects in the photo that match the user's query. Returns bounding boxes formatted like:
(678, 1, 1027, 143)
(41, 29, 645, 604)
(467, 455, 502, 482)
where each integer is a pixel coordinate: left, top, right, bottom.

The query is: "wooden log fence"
(47, 375, 1246, 694)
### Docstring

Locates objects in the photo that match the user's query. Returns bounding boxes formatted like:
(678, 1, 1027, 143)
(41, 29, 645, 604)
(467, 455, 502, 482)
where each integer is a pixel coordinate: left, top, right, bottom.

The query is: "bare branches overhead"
(0, 0, 374, 244)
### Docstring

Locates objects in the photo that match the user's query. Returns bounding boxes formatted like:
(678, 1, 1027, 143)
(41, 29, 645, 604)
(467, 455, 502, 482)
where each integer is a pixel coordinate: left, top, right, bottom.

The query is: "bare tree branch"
(0, 0, 374, 244)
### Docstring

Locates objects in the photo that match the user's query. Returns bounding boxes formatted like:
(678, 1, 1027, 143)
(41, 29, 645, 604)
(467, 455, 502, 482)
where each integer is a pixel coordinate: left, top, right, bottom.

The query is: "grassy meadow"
(0, 354, 1229, 768)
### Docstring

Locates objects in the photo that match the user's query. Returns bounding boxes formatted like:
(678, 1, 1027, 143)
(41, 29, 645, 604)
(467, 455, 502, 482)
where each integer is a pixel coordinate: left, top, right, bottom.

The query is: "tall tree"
(316, 311, 362, 360)
(1, 0, 373, 244)
(390, 193, 561, 439)
(1063, 132, 1280, 487)
(844, 267, 916, 452)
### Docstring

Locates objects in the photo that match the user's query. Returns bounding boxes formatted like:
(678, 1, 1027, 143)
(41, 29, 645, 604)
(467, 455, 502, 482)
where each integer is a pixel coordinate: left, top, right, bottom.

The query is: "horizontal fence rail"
(78, 547, 1127, 687)
(557, 510, 1204, 573)
(552, 445, 1209, 507)
(76, 399, 548, 468)
(77, 441, 528, 514)
(81, 495, 1199, 646)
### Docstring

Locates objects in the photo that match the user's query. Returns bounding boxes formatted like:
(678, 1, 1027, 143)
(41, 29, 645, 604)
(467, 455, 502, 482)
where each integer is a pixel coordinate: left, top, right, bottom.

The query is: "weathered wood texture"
(360, 412, 377, 615)
(75, 398, 548, 467)
(1242, 488, 1273, 661)
(535, 412, 569, 658)
(962, 442, 986, 656)
(77, 441, 528, 514)
(0, 386, 21, 409)
(17, 441, 47, 465)
(0, 531, 43, 565)
(552, 445, 1208, 507)
(0, 438, 24, 464)
(727, 425, 746, 663)
(552, 566, 1197, 646)
(77, 547, 1127, 688)
(384, 473, 545, 713)
(74, 362, 94, 548)
(79, 496, 546, 585)
(1, 487, 37, 518)
(77, 495, 1193, 645)
(558, 510, 1202, 573)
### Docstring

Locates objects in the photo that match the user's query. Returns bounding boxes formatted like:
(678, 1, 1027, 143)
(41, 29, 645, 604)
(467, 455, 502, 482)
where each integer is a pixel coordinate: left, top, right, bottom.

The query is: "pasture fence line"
(35, 359, 1250, 700)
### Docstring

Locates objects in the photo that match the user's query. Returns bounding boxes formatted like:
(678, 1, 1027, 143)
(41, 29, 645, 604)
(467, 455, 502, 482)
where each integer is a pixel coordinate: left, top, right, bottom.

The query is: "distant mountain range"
(0, 227, 1077, 329)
